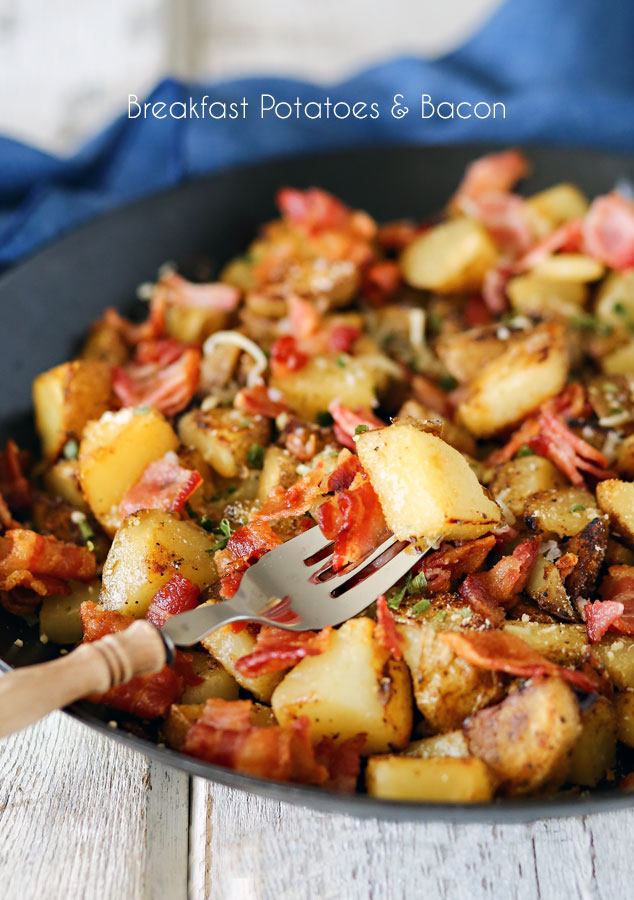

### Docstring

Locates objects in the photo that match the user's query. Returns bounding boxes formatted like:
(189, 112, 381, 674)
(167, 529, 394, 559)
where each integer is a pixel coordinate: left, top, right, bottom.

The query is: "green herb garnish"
(134, 406, 151, 415)
(603, 382, 619, 394)
(62, 439, 79, 460)
(570, 314, 612, 337)
(610, 406, 625, 415)
(247, 444, 265, 469)
(336, 355, 347, 368)
(316, 410, 334, 428)
(439, 374, 458, 392)
(207, 518, 233, 553)
(433, 610, 447, 624)
(515, 445, 536, 459)
(411, 597, 431, 615)
(387, 573, 411, 609)
(408, 571, 428, 596)
(354, 424, 370, 435)
(570, 503, 586, 513)
(77, 518, 95, 552)
(613, 301, 628, 317)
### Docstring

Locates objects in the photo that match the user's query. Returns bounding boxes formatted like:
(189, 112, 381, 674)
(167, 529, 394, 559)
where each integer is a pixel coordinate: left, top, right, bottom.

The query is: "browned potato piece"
(489, 455, 566, 518)
(401, 218, 498, 293)
(33, 360, 113, 460)
(529, 254, 604, 283)
(356, 423, 501, 544)
(202, 624, 284, 703)
(525, 183, 589, 232)
(81, 318, 129, 366)
(616, 434, 634, 478)
(435, 326, 511, 384)
(457, 323, 569, 438)
(39, 580, 101, 644)
(180, 651, 240, 704)
(464, 677, 581, 796)
(614, 691, 634, 747)
(257, 447, 299, 503)
(568, 696, 617, 787)
(43, 459, 89, 511)
(164, 304, 228, 344)
(79, 408, 179, 535)
(178, 407, 270, 478)
(398, 400, 476, 456)
(601, 339, 634, 376)
(506, 276, 588, 318)
(523, 487, 602, 538)
(164, 704, 204, 750)
(596, 479, 634, 548)
(594, 270, 634, 335)
(564, 517, 608, 604)
(401, 730, 469, 759)
(398, 620, 505, 733)
(366, 755, 495, 803)
(526, 556, 576, 621)
(272, 618, 413, 754)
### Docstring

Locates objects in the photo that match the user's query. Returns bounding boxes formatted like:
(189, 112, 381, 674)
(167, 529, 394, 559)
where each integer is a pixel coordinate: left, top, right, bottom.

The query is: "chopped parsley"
(316, 410, 334, 428)
(198, 514, 215, 532)
(354, 424, 370, 435)
(515, 444, 536, 459)
(387, 573, 411, 609)
(77, 518, 95, 552)
(610, 405, 625, 415)
(439, 374, 458, 392)
(134, 406, 151, 415)
(569, 314, 612, 337)
(62, 439, 79, 460)
(247, 444, 265, 469)
(411, 597, 431, 615)
(613, 301, 628, 317)
(433, 610, 447, 624)
(570, 503, 586, 513)
(427, 312, 442, 335)
(336, 355, 347, 368)
(408, 571, 428, 596)
(602, 382, 619, 395)
(207, 518, 234, 553)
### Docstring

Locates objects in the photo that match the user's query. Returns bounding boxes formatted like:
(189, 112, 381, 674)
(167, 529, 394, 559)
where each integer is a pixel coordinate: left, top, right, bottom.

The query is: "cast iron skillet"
(2, 143, 634, 823)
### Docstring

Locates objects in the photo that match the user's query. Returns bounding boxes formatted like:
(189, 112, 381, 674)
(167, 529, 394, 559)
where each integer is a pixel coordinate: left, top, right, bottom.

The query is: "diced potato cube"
(164, 304, 228, 344)
(398, 620, 505, 732)
(596, 480, 634, 548)
(202, 624, 284, 703)
(601, 339, 634, 376)
(595, 636, 634, 690)
(178, 407, 270, 478)
(39, 580, 101, 644)
(270, 354, 392, 423)
(615, 691, 634, 747)
(568, 696, 617, 787)
(180, 651, 240, 704)
(525, 555, 575, 620)
(81, 319, 129, 366)
(401, 730, 469, 759)
(356, 423, 501, 543)
(594, 271, 634, 334)
(43, 459, 89, 511)
(33, 360, 113, 460)
(401, 218, 498, 293)
(464, 677, 581, 795)
(523, 487, 602, 538)
(507, 276, 588, 318)
(616, 434, 634, 478)
(489, 456, 566, 518)
(435, 327, 510, 385)
(525, 183, 589, 231)
(501, 620, 588, 666)
(79, 408, 179, 535)
(457, 323, 569, 438)
(257, 447, 299, 503)
(100, 509, 217, 618)
(529, 254, 604, 283)
(366, 755, 495, 802)
(271, 617, 413, 754)
(165, 704, 204, 750)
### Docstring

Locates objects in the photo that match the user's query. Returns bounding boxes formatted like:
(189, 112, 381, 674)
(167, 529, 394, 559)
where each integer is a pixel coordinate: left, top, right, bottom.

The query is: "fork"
(0, 527, 422, 738)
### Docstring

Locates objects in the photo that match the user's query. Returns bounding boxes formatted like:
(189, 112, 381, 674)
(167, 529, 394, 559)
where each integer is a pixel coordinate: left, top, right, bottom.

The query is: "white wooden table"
(0, 712, 630, 899)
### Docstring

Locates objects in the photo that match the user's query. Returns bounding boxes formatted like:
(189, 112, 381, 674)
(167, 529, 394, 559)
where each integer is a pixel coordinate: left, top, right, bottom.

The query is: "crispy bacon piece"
(585, 600, 625, 643)
(118, 457, 202, 518)
(235, 384, 289, 418)
(255, 464, 325, 523)
(134, 337, 189, 367)
(451, 149, 530, 209)
(234, 625, 332, 676)
(145, 574, 201, 628)
(0, 492, 19, 530)
(156, 272, 240, 312)
(555, 551, 578, 582)
(315, 733, 366, 793)
(487, 417, 541, 466)
(464, 294, 493, 327)
(377, 221, 426, 250)
(531, 409, 612, 486)
(328, 324, 361, 353)
(515, 219, 583, 272)
(420, 537, 496, 594)
(438, 629, 599, 693)
(459, 538, 540, 624)
(80, 601, 199, 718)
(287, 294, 321, 341)
(270, 335, 309, 378)
(182, 697, 328, 784)
(459, 577, 505, 626)
(113, 346, 201, 417)
(328, 401, 385, 451)
(583, 193, 634, 270)
(0, 441, 31, 509)
(216, 522, 283, 599)
(105, 299, 165, 346)
(375, 594, 403, 660)
(276, 187, 352, 236)
(318, 480, 388, 571)
(326, 449, 363, 493)
(0, 529, 96, 597)
(460, 193, 533, 258)
(598, 566, 634, 636)
(362, 260, 402, 307)
(411, 375, 454, 418)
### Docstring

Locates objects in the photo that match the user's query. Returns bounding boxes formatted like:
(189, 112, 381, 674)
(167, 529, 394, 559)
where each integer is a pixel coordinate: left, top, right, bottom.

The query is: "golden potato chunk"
(568, 696, 617, 787)
(178, 407, 270, 478)
(489, 455, 566, 519)
(615, 691, 634, 747)
(43, 459, 89, 511)
(33, 360, 113, 460)
(501, 621, 588, 666)
(596, 479, 634, 548)
(398, 620, 505, 733)
(402, 730, 469, 759)
(257, 447, 299, 503)
(99, 509, 217, 618)
(356, 423, 501, 543)
(601, 339, 634, 376)
(464, 677, 581, 796)
(39, 580, 101, 644)
(401, 218, 498, 293)
(271, 617, 412, 754)
(79, 408, 179, 535)
(366, 755, 495, 803)
(523, 487, 602, 538)
(594, 270, 634, 335)
(529, 253, 604, 283)
(180, 651, 240, 705)
(506, 276, 588, 318)
(525, 183, 589, 231)
(202, 624, 284, 703)
(457, 323, 569, 437)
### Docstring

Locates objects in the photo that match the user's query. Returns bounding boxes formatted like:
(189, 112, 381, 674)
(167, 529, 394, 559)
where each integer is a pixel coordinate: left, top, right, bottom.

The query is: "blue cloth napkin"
(2, 0, 634, 271)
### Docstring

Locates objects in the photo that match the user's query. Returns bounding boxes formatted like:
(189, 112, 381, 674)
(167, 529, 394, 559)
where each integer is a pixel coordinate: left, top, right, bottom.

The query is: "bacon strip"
(315, 733, 366, 793)
(254, 464, 325, 523)
(113, 346, 201, 417)
(234, 625, 332, 676)
(450, 149, 530, 209)
(598, 566, 634, 636)
(318, 480, 388, 571)
(585, 600, 625, 643)
(583, 193, 634, 270)
(458, 538, 540, 625)
(362, 260, 402, 307)
(0, 529, 96, 597)
(276, 187, 352, 235)
(0, 441, 31, 509)
(156, 272, 240, 312)
(375, 595, 403, 660)
(438, 629, 599, 693)
(145, 574, 201, 628)
(328, 402, 385, 451)
(182, 697, 328, 784)
(216, 522, 283, 599)
(80, 601, 200, 718)
(420, 537, 496, 594)
(118, 457, 202, 518)
(270, 335, 309, 378)
(235, 384, 289, 419)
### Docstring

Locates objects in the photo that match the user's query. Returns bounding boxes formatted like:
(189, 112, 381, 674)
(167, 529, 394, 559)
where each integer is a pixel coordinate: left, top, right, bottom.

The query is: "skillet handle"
(0, 621, 171, 739)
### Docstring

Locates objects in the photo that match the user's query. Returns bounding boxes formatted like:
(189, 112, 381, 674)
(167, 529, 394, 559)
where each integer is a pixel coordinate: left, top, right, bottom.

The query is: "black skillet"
(1, 143, 634, 822)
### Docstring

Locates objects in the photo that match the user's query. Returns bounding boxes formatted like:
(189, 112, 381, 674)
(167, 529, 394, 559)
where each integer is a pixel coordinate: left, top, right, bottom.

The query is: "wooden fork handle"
(0, 621, 171, 739)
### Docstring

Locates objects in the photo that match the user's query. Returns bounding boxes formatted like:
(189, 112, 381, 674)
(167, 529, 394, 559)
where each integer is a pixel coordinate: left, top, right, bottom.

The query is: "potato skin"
(464, 676, 581, 796)
(489, 455, 566, 519)
(366, 755, 495, 803)
(33, 360, 113, 461)
(523, 487, 602, 539)
(568, 696, 617, 787)
(596, 480, 634, 549)
(202, 624, 284, 703)
(271, 617, 413, 754)
(398, 621, 506, 733)
(180, 651, 240, 705)
(178, 407, 270, 478)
